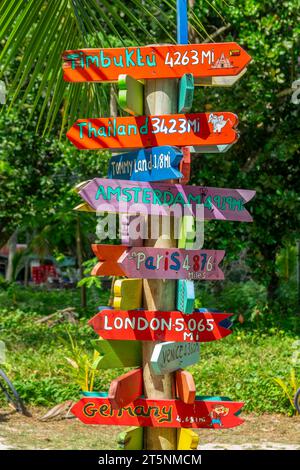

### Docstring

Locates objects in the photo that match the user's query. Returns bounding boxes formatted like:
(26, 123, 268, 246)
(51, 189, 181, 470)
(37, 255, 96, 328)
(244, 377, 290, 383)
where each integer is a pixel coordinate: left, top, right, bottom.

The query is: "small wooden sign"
(71, 396, 244, 428)
(179, 146, 191, 184)
(195, 68, 247, 87)
(108, 146, 183, 182)
(62, 43, 251, 83)
(178, 215, 196, 249)
(151, 341, 200, 375)
(113, 278, 142, 309)
(177, 279, 195, 314)
(108, 369, 143, 409)
(118, 74, 144, 116)
(88, 309, 232, 342)
(117, 427, 143, 450)
(177, 428, 199, 450)
(91, 338, 142, 369)
(78, 178, 255, 222)
(92, 244, 225, 280)
(67, 112, 238, 151)
(178, 74, 194, 113)
(176, 370, 196, 404)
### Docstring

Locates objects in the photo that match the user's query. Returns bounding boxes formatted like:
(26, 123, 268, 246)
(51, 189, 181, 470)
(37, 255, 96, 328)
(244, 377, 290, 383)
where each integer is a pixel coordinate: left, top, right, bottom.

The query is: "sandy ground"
(0, 407, 299, 450)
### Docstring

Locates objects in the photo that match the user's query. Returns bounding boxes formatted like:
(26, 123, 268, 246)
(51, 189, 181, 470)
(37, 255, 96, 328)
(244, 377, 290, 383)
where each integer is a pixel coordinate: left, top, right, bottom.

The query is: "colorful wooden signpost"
(62, 43, 251, 83)
(67, 112, 238, 150)
(63, 0, 253, 451)
(92, 244, 225, 280)
(150, 341, 200, 375)
(108, 146, 183, 181)
(88, 308, 232, 343)
(71, 396, 244, 428)
(78, 178, 255, 222)
(118, 74, 144, 116)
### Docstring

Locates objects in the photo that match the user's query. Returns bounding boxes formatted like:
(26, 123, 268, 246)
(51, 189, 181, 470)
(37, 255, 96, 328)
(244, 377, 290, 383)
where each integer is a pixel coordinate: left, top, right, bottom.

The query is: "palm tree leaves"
(0, 0, 213, 134)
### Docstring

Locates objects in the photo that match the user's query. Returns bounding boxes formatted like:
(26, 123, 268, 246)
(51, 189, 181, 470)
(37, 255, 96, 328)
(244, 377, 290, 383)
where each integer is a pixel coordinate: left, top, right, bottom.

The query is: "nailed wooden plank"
(108, 146, 183, 181)
(62, 43, 251, 83)
(89, 309, 233, 342)
(117, 427, 143, 450)
(177, 279, 195, 314)
(113, 278, 142, 309)
(108, 368, 143, 408)
(92, 244, 225, 280)
(118, 74, 144, 116)
(150, 341, 200, 375)
(71, 396, 244, 428)
(177, 428, 199, 450)
(78, 178, 255, 222)
(66, 112, 238, 150)
(175, 369, 196, 404)
(179, 146, 191, 184)
(91, 338, 142, 369)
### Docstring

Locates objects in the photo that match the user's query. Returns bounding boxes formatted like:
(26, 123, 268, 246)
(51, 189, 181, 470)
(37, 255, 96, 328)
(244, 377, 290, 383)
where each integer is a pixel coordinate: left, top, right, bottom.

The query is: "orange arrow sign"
(62, 43, 251, 83)
(176, 370, 196, 404)
(66, 113, 238, 150)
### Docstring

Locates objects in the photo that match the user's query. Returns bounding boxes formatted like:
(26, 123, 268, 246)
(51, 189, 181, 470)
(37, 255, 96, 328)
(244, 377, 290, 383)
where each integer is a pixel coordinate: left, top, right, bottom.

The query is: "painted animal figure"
(208, 113, 230, 133)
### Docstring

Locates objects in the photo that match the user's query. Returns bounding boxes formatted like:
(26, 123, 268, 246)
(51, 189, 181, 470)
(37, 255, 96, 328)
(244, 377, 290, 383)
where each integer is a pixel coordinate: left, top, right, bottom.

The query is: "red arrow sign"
(71, 396, 244, 429)
(92, 244, 225, 280)
(62, 43, 251, 83)
(108, 368, 143, 409)
(88, 309, 232, 342)
(66, 113, 238, 150)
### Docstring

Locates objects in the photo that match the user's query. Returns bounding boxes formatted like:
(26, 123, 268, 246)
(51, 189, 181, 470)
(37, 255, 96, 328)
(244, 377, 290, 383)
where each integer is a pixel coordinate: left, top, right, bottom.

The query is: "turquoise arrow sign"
(150, 341, 200, 375)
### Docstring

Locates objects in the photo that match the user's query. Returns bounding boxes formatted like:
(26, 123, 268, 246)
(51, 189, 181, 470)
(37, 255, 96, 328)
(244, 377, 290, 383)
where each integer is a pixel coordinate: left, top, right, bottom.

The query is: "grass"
(0, 284, 299, 414)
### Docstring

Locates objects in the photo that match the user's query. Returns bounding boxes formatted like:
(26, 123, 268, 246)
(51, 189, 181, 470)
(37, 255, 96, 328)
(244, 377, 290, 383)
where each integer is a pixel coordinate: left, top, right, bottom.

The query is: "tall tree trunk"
(5, 230, 17, 282)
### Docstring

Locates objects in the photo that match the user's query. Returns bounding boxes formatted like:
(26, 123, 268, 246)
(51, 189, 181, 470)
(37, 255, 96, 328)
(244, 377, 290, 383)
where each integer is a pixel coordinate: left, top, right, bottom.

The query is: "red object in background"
(31, 265, 57, 284)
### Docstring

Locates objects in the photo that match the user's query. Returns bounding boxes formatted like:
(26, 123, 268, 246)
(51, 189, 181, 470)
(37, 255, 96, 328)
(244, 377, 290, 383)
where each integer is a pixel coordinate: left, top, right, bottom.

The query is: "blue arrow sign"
(108, 146, 183, 182)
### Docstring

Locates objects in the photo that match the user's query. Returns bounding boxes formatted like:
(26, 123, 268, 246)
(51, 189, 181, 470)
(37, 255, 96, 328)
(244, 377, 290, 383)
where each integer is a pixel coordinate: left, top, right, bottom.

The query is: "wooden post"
(142, 78, 178, 450)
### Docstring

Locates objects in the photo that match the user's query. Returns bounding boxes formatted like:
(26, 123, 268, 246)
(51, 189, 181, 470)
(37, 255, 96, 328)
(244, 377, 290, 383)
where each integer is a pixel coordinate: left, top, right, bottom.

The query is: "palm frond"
(0, 0, 220, 134)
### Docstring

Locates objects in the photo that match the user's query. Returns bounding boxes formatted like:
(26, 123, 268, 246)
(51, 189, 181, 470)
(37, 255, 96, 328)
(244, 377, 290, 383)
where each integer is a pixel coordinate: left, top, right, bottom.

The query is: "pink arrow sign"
(78, 178, 255, 222)
(92, 244, 225, 280)
(88, 309, 232, 343)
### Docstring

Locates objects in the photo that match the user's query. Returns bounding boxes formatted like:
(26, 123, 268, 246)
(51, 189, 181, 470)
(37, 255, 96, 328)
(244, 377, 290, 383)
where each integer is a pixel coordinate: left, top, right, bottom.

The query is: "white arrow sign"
(150, 341, 200, 375)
